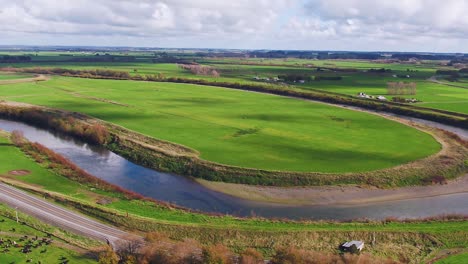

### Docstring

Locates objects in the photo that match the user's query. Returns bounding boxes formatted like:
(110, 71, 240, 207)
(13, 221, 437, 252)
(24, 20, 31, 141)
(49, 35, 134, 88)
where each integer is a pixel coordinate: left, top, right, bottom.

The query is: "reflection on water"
(0, 119, 467, 220)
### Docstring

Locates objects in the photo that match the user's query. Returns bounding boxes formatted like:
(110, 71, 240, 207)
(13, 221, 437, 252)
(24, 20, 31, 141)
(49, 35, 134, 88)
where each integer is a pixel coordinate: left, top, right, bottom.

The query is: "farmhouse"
(377, 95, 387, 101)
(340, 240, 365, 253)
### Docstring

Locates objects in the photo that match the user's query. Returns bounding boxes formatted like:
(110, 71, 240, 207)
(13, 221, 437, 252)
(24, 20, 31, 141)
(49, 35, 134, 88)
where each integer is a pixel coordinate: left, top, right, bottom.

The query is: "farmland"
(0, 73, 32, 80)
(0, 130, 466, 263)
(0, 203, 97, 264)
(4, 54, 468, 115)
(0, 76, 441, 173)
(0, 51, 466, 263)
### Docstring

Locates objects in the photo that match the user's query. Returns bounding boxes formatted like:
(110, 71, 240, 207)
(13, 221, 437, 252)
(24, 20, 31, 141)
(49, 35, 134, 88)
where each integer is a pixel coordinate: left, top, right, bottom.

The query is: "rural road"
(0, 182, 131, 245)
(428, 76, 468, 89)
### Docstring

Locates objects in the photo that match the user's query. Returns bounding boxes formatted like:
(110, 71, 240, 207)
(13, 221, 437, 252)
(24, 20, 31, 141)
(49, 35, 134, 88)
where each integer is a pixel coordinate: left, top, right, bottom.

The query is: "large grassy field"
(0, 76, 440, 173)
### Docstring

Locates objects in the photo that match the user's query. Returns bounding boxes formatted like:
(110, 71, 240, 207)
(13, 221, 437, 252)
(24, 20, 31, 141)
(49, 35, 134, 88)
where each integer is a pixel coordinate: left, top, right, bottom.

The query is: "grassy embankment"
(0, 131, 466, 263)
(0, 203, 98, 263)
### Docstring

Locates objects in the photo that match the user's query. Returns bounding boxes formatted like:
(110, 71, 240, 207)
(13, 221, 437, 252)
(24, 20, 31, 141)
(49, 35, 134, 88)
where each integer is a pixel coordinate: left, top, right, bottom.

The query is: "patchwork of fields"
(7, 58, 468, 115)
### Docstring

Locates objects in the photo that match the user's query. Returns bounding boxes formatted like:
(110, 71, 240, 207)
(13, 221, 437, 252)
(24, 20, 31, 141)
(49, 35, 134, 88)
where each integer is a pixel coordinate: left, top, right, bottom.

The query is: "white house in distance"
(377, 95, 387, 101)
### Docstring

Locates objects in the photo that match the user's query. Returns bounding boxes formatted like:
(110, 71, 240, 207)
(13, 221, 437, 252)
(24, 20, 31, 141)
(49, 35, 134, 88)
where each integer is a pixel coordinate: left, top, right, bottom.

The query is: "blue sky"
(1, 0, 467, 52)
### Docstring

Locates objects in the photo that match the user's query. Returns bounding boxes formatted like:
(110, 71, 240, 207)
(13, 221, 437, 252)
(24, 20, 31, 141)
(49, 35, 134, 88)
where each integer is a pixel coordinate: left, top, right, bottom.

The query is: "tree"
(115, 236, 144, 263)
(98, 246, 119, 264)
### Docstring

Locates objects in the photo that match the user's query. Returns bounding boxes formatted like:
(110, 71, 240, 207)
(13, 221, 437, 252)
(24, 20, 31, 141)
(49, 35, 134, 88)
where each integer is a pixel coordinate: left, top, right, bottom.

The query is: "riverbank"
(0, 101, 466, 188)
(198, 113, 468, 204)
(0, 114, 466, 263)
(198, 174, 468, 206)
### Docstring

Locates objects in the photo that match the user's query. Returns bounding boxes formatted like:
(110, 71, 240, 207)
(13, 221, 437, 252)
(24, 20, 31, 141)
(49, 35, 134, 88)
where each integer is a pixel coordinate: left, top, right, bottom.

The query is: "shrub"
(202, 244, 235, 264)
(10, 130, 25, 146)
(98, 246, 119, 264)
(240, 248, 264, 264)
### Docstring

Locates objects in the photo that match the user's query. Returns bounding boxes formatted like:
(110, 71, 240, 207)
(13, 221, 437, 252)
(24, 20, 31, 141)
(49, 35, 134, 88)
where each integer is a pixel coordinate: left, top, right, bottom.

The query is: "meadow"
(0, 73, 32, 80)
(0, 203, 97, 264)
(0, 76, 441, 173)
(435, 252, 468, 264)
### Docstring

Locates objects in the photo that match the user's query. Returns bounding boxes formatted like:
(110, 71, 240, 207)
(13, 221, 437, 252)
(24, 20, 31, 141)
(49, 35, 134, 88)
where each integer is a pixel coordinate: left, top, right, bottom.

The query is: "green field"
(435, 252, 468, 264)
(0, 76, 440, 173)
(0, 73, 32, 80)
(6, 55, 468, 115)
(0, 204, 96, 264)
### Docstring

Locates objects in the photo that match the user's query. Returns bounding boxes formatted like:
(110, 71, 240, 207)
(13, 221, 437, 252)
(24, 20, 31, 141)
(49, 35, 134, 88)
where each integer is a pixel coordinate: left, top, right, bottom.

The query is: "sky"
(1, 0, 468, 53)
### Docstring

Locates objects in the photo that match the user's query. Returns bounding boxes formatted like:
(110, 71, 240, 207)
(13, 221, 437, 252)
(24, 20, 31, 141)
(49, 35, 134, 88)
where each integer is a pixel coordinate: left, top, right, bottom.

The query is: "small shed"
(340, 240, 364, 253)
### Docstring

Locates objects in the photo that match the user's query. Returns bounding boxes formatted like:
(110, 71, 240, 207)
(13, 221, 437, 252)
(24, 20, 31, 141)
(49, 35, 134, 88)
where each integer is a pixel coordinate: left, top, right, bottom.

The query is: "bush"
(10, 130, 25, 146)
(202, 244, 235, 264)
(240, 248, 264, 264)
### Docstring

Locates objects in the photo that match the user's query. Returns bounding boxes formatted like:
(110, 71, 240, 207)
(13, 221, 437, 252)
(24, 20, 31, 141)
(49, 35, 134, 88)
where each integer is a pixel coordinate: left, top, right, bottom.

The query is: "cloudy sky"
(1, 0, 467, 52)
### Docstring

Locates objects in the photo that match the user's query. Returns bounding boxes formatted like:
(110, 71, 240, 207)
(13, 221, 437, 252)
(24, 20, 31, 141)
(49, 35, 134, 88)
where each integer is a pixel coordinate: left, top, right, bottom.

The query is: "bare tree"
(115, 236, 144, 263)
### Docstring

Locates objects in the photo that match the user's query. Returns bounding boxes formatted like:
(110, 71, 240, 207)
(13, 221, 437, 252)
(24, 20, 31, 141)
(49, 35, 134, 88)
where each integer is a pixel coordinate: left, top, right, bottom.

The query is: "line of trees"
(99, 233, 397, 264)
(387, 82, 417, 95)
(0, 55, 32, 63)
(0, 105, 110, 145)
(178, 64, 220, 77)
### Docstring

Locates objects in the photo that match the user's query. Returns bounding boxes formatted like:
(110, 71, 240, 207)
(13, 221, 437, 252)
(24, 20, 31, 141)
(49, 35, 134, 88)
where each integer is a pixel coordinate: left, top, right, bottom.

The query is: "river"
(0, 118, 466, 220)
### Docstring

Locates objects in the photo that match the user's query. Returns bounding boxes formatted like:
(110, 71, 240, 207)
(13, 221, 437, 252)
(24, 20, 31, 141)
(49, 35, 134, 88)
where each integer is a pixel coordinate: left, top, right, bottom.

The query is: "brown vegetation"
(0, 104, 110, 145)
(178, 64, 220, 77)
(387, 82, 417, 95)
(271, 246, 399, 264)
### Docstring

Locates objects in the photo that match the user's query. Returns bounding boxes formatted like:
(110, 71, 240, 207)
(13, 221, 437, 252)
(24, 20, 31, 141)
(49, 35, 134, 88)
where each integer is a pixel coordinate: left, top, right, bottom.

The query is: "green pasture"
(0, 76, 440, 173)
(435, 252, 468, 264)
(0, 73, 32, 80)
(0, 205, 96, 264)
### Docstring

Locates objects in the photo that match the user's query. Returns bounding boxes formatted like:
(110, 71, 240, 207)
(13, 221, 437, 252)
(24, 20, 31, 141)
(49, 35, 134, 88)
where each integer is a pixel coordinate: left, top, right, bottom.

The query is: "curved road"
(0, 182, 131, 245)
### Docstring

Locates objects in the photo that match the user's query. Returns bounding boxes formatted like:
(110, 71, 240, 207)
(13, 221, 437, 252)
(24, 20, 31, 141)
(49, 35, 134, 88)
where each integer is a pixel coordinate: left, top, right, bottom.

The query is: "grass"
(7, 56, 468, 115)
(435, 252, 468, 264)
(0, 76, 441, 173)
(0, 205, 97, 263)
(0, 73, 32, 80)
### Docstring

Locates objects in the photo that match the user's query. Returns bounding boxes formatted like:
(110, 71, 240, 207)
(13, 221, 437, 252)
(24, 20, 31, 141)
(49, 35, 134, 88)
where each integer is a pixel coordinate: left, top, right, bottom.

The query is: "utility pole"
(15, 207, 19, 223)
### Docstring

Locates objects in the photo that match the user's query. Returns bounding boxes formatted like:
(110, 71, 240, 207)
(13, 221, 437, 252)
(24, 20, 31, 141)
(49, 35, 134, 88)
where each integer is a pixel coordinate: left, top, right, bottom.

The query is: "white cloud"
(0, 0, 467, 52)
